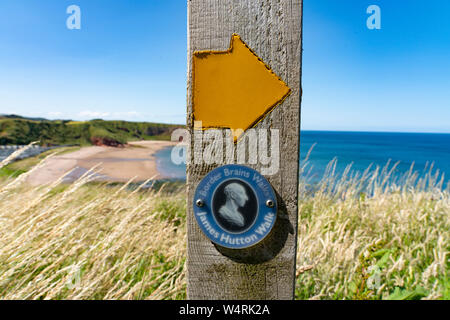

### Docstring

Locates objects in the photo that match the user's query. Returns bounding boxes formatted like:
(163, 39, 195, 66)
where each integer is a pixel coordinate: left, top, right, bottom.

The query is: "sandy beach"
(27, 141, 177, 186)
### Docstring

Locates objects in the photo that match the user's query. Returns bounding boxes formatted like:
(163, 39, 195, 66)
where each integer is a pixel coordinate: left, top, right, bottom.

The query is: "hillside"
(0, 115, 183, 146)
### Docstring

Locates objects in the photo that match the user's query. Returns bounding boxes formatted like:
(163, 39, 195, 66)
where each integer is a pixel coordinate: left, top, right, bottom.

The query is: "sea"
(154, 131, 450, 189)
(0, 145, 58, 162)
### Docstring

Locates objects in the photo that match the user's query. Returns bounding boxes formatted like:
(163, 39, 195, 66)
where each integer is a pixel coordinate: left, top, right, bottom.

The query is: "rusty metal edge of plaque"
(193, 164, 277, 249)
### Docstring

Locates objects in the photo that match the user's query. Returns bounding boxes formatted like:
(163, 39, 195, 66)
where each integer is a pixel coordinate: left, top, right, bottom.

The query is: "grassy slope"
(0, 117, 182, 146)
(0, 159, 448, 300)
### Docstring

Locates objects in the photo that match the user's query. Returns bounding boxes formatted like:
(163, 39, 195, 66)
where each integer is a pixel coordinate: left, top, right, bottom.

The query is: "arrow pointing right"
(192, 34, 291, 138)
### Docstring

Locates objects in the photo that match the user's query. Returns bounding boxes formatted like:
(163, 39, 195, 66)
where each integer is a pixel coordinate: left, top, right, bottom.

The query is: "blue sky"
(0, 1, 449, 132)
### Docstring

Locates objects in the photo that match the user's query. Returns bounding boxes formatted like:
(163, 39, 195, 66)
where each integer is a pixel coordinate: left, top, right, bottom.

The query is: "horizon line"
(1, 114, 449, 135)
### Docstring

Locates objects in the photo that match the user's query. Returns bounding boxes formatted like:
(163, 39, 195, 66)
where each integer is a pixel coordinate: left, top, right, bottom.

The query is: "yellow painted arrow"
(192, 34, 291, 139)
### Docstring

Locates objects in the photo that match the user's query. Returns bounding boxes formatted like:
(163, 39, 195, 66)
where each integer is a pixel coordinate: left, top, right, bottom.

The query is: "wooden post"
(186, 0, 303, 300)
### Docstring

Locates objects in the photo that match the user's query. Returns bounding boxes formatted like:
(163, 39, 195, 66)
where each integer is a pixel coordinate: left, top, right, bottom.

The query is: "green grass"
(0, 166, 27, 178)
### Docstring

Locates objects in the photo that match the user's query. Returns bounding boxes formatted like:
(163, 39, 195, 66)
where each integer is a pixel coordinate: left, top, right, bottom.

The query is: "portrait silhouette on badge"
(219, 183, 248, 226)
(212, 179, 258, 233)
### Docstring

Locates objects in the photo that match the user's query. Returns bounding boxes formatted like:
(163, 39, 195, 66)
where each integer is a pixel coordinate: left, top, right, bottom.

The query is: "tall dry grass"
(0, 148, 448, 300)
(0, 162, 186, 299)
(296, 158, 449, 299)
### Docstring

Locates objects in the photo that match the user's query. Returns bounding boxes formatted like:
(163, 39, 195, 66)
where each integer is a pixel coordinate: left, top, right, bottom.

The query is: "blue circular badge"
(193, 164, 277, 249)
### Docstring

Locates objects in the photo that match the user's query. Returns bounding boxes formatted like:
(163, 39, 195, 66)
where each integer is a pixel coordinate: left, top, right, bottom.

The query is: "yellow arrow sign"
(192, 34, 291, 138)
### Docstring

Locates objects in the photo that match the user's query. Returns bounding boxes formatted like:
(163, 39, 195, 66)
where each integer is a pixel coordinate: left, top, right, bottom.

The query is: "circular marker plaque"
(193, 164, 277, 249)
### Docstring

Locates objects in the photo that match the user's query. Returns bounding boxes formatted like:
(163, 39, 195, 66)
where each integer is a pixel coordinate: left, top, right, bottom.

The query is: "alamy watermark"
(171, 122, 281, 176)
(66, 264, 82, 290)
(67, 5, 81, 30)
(367, 265, 382, 290)
(367, 5, 381, 30)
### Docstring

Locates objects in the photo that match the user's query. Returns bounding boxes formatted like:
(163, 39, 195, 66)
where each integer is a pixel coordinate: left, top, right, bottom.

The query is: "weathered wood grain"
(187, 0, 303, 300)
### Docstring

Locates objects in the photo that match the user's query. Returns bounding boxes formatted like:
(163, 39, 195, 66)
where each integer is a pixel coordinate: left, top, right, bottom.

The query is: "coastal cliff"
(0, 114, 183, 146)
